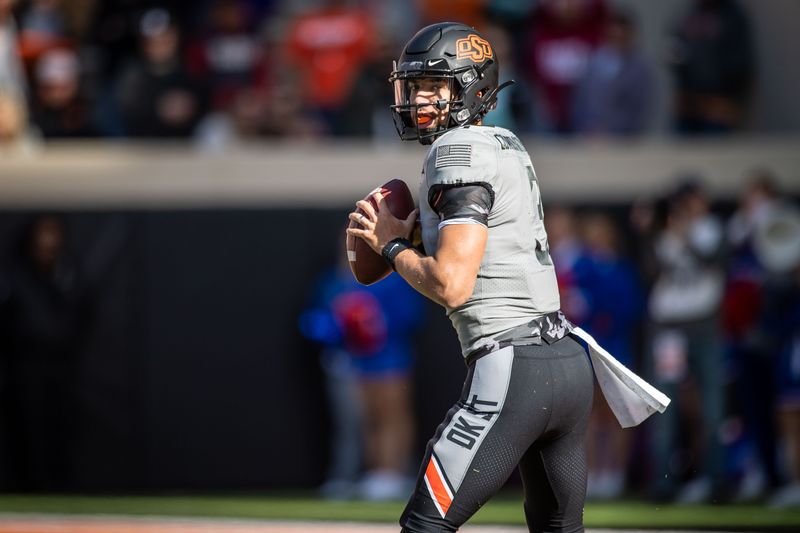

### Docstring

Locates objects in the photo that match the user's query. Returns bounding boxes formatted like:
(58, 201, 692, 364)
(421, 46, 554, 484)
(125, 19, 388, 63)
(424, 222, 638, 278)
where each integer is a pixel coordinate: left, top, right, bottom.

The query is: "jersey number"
(526, 166, 553, 266)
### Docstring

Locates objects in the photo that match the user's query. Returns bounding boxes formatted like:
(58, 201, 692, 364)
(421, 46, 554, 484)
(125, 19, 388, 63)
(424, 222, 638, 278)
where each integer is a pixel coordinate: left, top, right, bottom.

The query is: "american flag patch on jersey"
(435, 144, 472, 168)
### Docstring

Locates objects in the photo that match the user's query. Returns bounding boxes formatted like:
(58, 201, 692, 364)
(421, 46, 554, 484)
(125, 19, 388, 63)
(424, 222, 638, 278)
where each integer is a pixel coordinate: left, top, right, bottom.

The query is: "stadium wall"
(1, 138, 799, 209)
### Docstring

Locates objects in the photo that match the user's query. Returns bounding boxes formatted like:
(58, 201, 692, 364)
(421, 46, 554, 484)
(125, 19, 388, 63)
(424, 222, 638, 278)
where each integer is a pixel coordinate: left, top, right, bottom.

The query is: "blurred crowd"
(0, 0, 757, 150)
(547, 168, 800, 507)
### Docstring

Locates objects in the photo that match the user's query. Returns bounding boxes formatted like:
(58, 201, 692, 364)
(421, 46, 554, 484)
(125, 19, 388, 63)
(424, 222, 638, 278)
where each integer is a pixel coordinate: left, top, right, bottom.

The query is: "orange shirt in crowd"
(285, 7, 375, 110)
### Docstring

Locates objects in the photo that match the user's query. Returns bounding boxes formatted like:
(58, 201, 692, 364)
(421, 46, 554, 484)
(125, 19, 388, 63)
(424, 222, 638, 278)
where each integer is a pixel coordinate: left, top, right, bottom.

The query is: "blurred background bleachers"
(1, 0, 800, 510)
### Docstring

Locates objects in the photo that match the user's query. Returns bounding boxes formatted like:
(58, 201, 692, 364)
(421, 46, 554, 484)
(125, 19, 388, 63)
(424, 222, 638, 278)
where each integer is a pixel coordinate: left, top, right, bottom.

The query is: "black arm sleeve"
(428, 184, 494, 226)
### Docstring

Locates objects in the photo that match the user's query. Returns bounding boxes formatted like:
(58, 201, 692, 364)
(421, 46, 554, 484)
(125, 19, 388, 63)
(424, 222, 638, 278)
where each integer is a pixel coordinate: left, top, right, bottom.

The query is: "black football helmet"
(389, 22, 513, 145)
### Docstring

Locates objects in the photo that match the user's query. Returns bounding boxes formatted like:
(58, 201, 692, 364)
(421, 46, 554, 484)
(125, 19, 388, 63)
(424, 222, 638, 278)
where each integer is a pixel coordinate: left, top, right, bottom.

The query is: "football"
(347, 178, 416, 285)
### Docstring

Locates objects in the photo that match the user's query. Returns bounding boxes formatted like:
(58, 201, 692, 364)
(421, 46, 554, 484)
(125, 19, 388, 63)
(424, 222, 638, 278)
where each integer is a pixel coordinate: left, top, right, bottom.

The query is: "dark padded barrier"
(0, 209, 465, 492)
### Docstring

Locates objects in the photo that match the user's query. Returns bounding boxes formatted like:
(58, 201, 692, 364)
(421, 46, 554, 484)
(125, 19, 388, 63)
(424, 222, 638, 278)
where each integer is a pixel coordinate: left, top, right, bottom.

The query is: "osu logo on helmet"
(455, 34, 493, 62)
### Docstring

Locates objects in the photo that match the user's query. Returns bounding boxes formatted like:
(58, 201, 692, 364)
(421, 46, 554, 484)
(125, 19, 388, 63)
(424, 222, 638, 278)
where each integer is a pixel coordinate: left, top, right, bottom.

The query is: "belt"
(464, 311, 573, 367)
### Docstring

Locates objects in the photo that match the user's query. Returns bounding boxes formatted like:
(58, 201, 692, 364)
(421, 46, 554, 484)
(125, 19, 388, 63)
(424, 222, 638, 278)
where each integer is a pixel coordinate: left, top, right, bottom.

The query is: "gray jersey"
(419, 125, 560, 355)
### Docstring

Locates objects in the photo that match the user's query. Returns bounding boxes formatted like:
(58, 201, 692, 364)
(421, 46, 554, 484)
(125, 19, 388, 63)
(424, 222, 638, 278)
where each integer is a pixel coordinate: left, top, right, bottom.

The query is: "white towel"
(571, 327, 671, 428)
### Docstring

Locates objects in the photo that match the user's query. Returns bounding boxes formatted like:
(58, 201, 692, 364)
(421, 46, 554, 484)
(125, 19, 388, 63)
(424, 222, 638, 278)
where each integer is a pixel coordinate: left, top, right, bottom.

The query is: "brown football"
(347, 179, 416, 285)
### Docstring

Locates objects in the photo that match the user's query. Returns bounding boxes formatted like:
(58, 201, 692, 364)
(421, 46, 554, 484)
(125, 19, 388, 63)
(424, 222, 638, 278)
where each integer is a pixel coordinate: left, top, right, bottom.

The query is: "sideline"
(0, 513, 731, 533)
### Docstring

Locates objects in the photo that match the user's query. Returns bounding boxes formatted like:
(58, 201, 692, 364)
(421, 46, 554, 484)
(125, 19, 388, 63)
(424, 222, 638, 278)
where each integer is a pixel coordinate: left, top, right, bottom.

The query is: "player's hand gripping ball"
(346, 179, 417, 285)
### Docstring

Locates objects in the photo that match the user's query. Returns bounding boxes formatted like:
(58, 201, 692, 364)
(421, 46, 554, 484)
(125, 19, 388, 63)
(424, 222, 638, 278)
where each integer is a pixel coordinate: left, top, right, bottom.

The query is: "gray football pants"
(400, 335, 594, 533)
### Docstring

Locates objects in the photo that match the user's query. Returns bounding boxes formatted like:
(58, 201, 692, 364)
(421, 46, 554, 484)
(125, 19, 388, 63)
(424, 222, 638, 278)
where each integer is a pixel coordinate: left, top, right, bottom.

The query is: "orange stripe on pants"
(425, 457, 452, 516)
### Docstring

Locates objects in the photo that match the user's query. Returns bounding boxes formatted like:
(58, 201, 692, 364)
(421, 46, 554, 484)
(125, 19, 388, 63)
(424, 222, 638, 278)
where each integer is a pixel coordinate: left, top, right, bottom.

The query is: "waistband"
(465, 311, 573, 367)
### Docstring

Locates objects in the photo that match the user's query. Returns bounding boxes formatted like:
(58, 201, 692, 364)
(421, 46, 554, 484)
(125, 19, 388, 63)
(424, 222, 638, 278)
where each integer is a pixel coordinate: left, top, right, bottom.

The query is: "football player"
(347, 22, 593, 532)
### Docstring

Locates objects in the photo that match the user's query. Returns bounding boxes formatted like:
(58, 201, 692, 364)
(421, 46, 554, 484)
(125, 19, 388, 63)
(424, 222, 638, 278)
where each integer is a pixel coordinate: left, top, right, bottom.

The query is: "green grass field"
(0, 494, 799, 531)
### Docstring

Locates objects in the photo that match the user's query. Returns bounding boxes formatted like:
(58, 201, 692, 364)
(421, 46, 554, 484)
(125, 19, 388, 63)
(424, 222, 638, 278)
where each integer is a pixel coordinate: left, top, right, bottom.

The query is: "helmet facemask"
(389, 59, 503, 145)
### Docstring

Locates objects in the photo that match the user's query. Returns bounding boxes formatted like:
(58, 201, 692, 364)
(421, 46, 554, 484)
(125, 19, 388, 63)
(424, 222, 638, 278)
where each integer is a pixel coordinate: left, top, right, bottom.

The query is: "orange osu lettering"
(455, 34, 494, 62)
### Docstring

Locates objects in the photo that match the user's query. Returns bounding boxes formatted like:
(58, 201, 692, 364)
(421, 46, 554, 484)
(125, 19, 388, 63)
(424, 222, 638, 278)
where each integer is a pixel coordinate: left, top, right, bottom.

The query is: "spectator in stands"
(0, 214, 129, 491)
(0, 0, 37, 152)
(727, 170, 781, 251)
(545, 206, 589, 325)
(333, 33, 397, 139)
(283, 0, 375, 134)
(573, 9, 653, 136)
(648, 178, 727, 503)
(668, 0, 754, 134)
(548, 208, 643, 499)
(300, 251, 423, 501)
(723, 173, 800, 506)
(1, 0, 26, 100)
(17, 0, 70, 64)
(0, 215, 87, 491)
(29, 47, 98, 138)
(87, 0, 194, 82)
(16, 0, 100, 71)
(750, 206, 800, 508)
(526, 0, 608, 134)
(629, 195, 673, 293)
(482, 22, 536, 134)
(186, 0, 261, 111)
(189, 0, 277, 147)
(577, 213, 643, 499)
(256, 45, 323, 138)
(116, 8, 207, 137)
(194, 85, 270, 149)
(0, 89, 35, 153)
(723, 171, 783, 501)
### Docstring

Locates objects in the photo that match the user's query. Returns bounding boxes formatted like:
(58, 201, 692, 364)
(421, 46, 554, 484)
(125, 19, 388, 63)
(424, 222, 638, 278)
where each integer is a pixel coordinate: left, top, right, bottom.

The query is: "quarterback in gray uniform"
(347, 22, 594, 533)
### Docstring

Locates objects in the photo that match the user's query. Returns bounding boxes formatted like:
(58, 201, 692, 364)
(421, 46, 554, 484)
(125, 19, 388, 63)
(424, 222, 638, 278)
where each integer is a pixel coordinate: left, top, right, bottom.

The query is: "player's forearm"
(393, 248, 474, 308)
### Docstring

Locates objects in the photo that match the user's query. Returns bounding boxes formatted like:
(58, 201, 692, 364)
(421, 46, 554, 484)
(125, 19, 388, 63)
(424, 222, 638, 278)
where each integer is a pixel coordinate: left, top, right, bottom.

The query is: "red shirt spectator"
(284, 5, 375, 111)
(527, 0, 608, 133)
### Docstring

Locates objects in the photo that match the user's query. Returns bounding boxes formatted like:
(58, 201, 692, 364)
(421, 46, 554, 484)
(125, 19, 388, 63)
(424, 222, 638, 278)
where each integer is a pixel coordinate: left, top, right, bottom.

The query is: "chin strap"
(448, 79, 517, 129)
(494, 79, 517, 98)
(469, 79, 516, 124)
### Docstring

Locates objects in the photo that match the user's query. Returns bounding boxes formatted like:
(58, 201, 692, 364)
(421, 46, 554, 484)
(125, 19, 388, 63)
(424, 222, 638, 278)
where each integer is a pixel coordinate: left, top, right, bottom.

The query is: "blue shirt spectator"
(573, 10, 653, 136)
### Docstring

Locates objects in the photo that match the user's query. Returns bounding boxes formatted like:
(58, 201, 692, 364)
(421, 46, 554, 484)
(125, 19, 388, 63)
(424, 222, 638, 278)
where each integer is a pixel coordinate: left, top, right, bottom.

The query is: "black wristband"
(381, 238, 413, 270)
